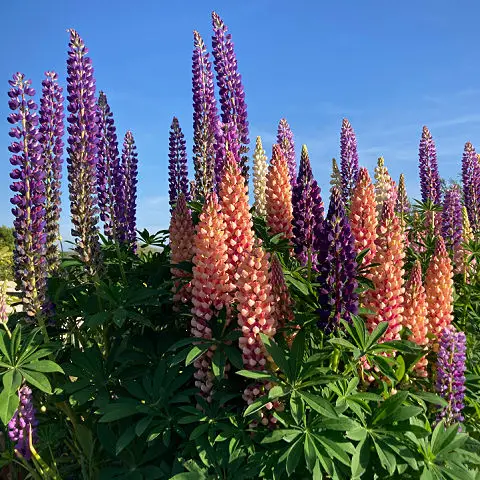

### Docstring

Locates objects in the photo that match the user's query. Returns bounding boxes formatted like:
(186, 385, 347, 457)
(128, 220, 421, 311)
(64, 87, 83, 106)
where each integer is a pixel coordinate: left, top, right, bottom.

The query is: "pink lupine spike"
(266, 145, 293, 241)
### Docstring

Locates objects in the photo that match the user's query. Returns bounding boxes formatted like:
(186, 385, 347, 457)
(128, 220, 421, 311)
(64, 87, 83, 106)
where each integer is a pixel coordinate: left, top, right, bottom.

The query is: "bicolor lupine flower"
(214, 121, 240, 188)
(191, 193, 229, 401)
(8, 73, 47, 318)
(458, 206, 475, 278)
(462, 142, 480, 232)
(189, 180, 196, 200)
(419, 126, 442, 205)
(266, 145, 293, 241)
(253, 136, 268, 217)
(66, 29, 101, 272)
(170, 193, 195, 305)
(425, 237, 454, 344)
(0, 282, 8, 325)
(212, 12, 249, 180)
(219, 152, 255, 298)
(121, 131, 138, 246)
(168, 117, 190, 211)
(364, 200, 405, 342)
(330, 158, 342, 194)
(340, 118, 359, 203)
(38, 71, 64, 274)
(277, 118, 296, 187)
(396, 173, 410, 216)
(271, 254, 295, 334)
(435, 327, 467, 426)
(315, 187, 358, 332)
(192, 30, 218, 199)
(374, 157, 394, 215)
(96, 91, 123, 240)
(292, 145, 324, 266)
(8, 386, 38, 460)
(442, 186, 463, 270)
(403, 261, 428, 377)
(349, 167, 378, 268)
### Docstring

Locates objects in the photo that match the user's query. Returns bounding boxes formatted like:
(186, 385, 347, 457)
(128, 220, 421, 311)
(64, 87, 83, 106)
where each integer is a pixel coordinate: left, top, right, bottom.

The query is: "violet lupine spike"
(277, 118, 296, 187)
(192, 31, 218, 199)
(215, 121, 240, 188)
(292, 145, 324, 267)
(8, 73, 47, 318)
(168, 117, 190, 211)
(340, 119, 359, 203)
(66, 29, 101, 272)
(121, 131, 138, 246)
(39, 71, 64, 274)
(8, 385, 38, 460)
(314, 187, 358, 332)
(442, 186, 463, 255)
(462, 142, 480, 232)
(435, 327, 467, 426)
(419, 126, 442, 205)
(211, 12, 249, 181)
(96, 91, 124, 240)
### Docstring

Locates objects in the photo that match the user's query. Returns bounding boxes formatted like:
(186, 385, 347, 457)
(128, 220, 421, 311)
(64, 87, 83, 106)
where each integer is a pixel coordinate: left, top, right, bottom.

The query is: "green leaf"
(20, 369, 52, 394)
(286, 439, 303, 476)
(300, 392, 338, 418)
(244, 395, 270, 417)
(99, 403, 139, 422)
(289, 329, 305, 379)
(372, 391, 408, 425)
(75, 424, 94, 459)
(304, 433, 317, 472)
(236, 370, 277, 381)
(23, 360, 64, 374)
(268, 385, 287, 399)
(261, 429, 301, 444)
(412, 391, 448, 407)
(351, 437, 371, 479)
(190, 423, 209, 441)
(223, 346, 244, 370)
(211, 349, 226, 381)
(365, 321, 389, 349)
(135, 416, 153, 437)
(290, 391, 304, 425)
(0, 331, 11, 363)
(0, 369, 21, 425)
(395, 355, 406, 381)
(116, 425, 136, 455)
(185, 345, 210, 366)
(259, 333, 292, 380)
(373, 438, 397, 476)
(170, 474, 205, 480)
(329, 338, 356, 350)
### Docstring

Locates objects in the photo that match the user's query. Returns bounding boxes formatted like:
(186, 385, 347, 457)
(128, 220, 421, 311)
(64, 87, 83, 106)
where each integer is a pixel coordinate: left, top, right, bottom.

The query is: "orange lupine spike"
(266, 144, 293, 240)
(270, 255, 295, 335)
(403, 261, 428, 376)
(349, 167, 378, 268)
(425, 236, 454, 345)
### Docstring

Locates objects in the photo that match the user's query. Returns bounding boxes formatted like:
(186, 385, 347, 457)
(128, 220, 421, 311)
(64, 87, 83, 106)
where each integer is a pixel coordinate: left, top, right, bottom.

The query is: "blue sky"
(1, 0, 479, 239)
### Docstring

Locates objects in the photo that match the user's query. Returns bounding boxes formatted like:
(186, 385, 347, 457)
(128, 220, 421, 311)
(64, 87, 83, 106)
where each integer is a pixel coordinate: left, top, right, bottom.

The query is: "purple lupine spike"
(277, 118, 296, 187)
(314, 187, 358, 332)
(38, 71, 64, 274)
(192, 30, 218, 199)
(8, 385, 38, 460)
(214, 121, 240, 188)
(168, 117, 190, 211)
(8, 73, 47, 318)
(462, 142, 480, 232)
(419, 126, 442, 205)
(340, 119, 359, 203)
(122, 131, 138, 247)
(435, 327, 467, 426)
(442, 186, 463, 254)
(292, 145, 324, 267)
(211, 11, 249, 181)
(96, 91, 124, 240)
(66, 29, 101, 272)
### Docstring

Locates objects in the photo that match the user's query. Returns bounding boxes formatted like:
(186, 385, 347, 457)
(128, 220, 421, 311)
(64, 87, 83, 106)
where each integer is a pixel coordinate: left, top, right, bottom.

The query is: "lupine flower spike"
(8, 73, 47, 318)
(66, 29, 101, 272)
(364, 199, 405, 342)
(170, 193, 195, 306)
(330, 158, 342, 194)
(460, 206, 475, 279)
(292, 145, 324, 267)
(191, 192, 229, 401)
(168, 117, 190, 211)
(396, 173, 410, 216)
(435, 327, 467, 426)
(192, 30, 218, 199)
(442, 186, 463, 272)
(403, 261, 428, 377)
(315, 187, 358, 332)
(374, 157, 394, 215)
(265, 145, 293, 241)
(277, 118, 296, 187)
(253, 136, 268, 217)
(349, 167, 378, 268)
(39, 71, 64, 274)
(425, 236, 454, 345)
(419, 126, 442, 205)
(214, 121, 240, 188)
(462, 142, 480, 232)
(121, 131, 138, 246)
(212, 12, 249, 180)
(340, 118, 359, 203)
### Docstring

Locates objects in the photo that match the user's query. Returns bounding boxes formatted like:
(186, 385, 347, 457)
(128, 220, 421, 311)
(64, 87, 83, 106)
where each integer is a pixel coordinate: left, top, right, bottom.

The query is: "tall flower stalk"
(121, 131, 138, 246)
(462, 142, 480, 232)
(396, 173, 410, 216)
(253, 136, 268, 217)
(192, 30, 218, 199)
(8, 73, 47, 318)
(39, 71, 64, 274)
(340, 118, 359, 203)
(374, 157, 394, 215)
(330, 158, 342, 194)
(419, 126, 442, 205)
(277, 118, 296, 187)
(212, 12, 249, 180)
(66, 29, 101, 272)
(168, 117, 189, 211)
(442, 186, 463, 271)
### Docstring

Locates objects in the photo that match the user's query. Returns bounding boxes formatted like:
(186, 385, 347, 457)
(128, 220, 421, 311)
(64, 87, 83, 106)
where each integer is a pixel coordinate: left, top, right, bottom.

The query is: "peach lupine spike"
(169, 193, 195, 304)
(349, 167, 378, 268)
(191, 192, 230, 401)
(425, 236, 454, 344)
(403, 260, 428, 376)
(270, 255, 295, 334)
(459, 206, 476, 279)
(364, 199, 405, 343)
(374, 157, 394, 215)
(266, 144, 293, 240)
(219, 152, 255, 290)
(253, 136, 268, 217)
(330, 158, 342, 194)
